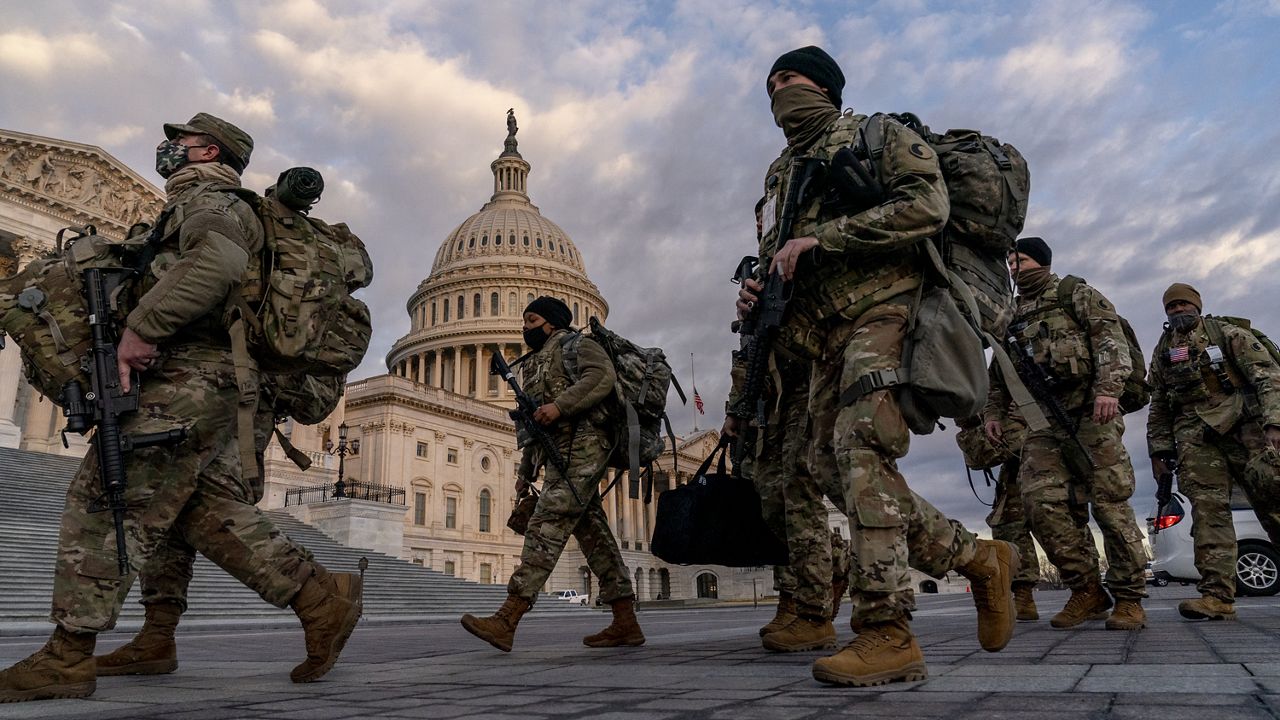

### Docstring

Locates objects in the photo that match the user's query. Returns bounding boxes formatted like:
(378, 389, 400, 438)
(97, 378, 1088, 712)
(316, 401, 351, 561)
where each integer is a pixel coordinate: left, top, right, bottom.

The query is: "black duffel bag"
(650, 440, 788, 567)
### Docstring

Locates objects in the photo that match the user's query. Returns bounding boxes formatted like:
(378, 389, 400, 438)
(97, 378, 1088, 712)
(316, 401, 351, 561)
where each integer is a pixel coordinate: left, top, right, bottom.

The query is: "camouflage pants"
(134, 409, 315, 611)
(809, 300, 979, 625)
(508, 430, 633, 605)
(1175, 420, 1280, 602)
(50, 358, 315, 633)
(750, 361, 846, 617)
(985, 458, 1040, 587)
(1020, 413, 1147, 601)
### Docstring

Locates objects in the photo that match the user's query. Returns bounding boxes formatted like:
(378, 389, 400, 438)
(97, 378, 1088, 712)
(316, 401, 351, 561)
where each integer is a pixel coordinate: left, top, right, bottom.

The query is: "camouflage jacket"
(985, 273, 1131, 417)
(1147, 317, 1280, 456)
(758, 111, 948, 356)
(517, 329, 617, 480)
(127, 162, 262, 349)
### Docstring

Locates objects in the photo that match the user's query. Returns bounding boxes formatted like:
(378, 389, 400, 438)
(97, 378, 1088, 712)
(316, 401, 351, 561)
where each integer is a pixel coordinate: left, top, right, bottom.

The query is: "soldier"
(725, 200, 844, 653)
(0, 113, 362, 703)
(985, 236, 1148, 631)
(461, 297, 642, 651)
(1147, 283, 1280, 620)
(740, 46, 1018, 687)
(93, 375, 343, 677)
(956, 414, 1041, 621)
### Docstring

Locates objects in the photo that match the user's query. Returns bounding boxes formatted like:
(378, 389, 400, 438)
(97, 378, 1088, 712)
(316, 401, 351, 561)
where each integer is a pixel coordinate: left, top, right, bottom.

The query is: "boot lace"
(844, 628, 891, 658)
(1062, 589, 1097, 616)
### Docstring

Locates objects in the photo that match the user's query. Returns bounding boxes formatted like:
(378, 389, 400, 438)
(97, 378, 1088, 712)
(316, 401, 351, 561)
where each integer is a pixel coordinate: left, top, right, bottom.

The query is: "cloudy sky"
(2, 0, 1278, 534)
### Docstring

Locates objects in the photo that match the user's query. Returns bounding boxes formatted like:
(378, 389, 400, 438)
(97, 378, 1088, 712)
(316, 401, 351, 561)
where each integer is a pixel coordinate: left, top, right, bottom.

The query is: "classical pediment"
(0, 129, 163, 240)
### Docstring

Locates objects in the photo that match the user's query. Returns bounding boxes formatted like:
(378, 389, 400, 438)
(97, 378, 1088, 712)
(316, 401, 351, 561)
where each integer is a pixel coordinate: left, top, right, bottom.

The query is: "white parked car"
(554, 589, 589, 605)
(1149, 490, 1280, 596)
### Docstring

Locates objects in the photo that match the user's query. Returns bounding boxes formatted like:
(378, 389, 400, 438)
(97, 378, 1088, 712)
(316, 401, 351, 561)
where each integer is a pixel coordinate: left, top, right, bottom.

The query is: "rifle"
(729, 156, 825, 474)
(62, 262, 187, 576)
(489, 352, 581, 505)
(1006, 324, 1095, 526)
(1153, 459, 1176, 535)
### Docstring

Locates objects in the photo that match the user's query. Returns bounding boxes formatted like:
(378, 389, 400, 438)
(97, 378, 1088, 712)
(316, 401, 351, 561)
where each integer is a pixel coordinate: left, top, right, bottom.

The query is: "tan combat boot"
(96, 601, 182, 676)
(811, 617, 927, 687)
(0, 627, 96, 703)
(762, 613, 837, 652)
(1014, 583, 1039, 622)
(956, 539, 1018, 651)
(461, 594, 532, 652)
(831, 578, 849, 622)
(289, 568, 363, 683)
(1105, 599, 1146, 630)
(583, 597, 646, 648)
(1178, 595, 1237, 621)
(760, 593, 796, 637)
(1049, 581, 1113, 629)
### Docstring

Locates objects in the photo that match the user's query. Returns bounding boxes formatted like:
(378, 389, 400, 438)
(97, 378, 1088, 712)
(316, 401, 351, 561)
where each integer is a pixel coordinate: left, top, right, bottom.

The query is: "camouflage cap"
(163, 112, 253, 171)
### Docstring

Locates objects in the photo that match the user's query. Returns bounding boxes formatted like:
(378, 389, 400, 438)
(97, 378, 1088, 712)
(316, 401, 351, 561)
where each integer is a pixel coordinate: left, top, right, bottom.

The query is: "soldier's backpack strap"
(1056, 275, 1086, 328)
(1202, 316, 1251, 394)
(274, 425, 313, 471)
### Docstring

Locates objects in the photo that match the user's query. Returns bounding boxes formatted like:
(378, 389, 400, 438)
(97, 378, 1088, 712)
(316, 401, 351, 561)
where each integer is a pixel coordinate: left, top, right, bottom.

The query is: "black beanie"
(1015, 236, 1052, 267)
(768, 46, 845, 109)
(524, 296, 572, 329)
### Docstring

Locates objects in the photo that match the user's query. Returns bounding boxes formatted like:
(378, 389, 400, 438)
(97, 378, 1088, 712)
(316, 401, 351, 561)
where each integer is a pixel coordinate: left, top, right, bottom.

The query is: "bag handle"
(695, 438, 730, 480)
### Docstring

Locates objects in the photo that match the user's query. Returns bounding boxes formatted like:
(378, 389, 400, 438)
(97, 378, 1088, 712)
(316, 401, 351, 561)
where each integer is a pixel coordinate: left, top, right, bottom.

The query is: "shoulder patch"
(909, 142, 931, 159)
(1097, 298, 1110, 310)
(1255, 342, 1265, 352)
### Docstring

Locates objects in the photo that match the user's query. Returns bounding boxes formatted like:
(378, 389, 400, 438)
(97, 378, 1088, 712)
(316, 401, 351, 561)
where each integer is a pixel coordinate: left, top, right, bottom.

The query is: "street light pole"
(324, 422, 360, 499)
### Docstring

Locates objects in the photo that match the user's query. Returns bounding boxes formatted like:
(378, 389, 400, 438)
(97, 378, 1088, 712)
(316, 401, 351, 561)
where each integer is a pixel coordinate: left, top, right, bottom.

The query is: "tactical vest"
(1010, 276, 1095, 394)
(759, 113, 922, 359)
(1154, 319, 1249, 410)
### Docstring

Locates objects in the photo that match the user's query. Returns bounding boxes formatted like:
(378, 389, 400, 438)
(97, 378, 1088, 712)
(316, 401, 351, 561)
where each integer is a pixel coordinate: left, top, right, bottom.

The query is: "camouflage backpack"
(860, 113, 1030, 339)
(1057, 275, 1151, 414)
(563, 317, 686, 487)
(0, 226, 144, 404)
(223, 183, 374, 377)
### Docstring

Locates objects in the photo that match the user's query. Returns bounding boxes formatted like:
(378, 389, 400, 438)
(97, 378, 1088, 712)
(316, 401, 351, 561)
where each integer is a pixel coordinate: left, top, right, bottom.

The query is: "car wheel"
(1236, 543, 1280, 597)
(1154, 576, 1169, 587)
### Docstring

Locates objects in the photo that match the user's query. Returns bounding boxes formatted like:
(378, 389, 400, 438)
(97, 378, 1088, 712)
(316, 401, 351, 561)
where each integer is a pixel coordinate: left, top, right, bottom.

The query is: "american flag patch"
(1168, 346, 1191, 363)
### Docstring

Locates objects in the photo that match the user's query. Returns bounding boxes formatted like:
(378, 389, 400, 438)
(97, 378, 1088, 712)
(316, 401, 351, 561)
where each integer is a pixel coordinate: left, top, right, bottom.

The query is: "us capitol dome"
(385, 111, 608, 404)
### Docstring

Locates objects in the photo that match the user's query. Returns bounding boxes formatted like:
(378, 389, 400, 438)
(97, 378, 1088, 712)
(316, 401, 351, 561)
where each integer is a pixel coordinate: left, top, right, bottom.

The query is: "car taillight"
(1154, 513, 1182, 531)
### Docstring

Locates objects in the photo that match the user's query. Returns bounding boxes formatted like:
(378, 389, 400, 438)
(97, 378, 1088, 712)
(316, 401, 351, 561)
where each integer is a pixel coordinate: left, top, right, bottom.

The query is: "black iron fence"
(284, 481, 406, 507)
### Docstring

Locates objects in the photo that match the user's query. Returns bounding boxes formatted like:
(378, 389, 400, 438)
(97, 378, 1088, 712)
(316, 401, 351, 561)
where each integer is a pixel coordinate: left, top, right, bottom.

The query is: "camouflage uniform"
(986, 458, 1040, 587)
(50, 163, 316, 633)
(986, 273, 1147, 601)
(1148, 317, 1280, 602)
(738, 355, 845, 618)
(757, 111, 982, 626)
(131, 400, 316, 611)
(507, 329, 633, 604)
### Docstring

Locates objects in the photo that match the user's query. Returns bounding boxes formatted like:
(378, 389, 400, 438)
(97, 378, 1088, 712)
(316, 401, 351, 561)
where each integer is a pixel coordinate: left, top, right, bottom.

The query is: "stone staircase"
(0, 447, 579, 630)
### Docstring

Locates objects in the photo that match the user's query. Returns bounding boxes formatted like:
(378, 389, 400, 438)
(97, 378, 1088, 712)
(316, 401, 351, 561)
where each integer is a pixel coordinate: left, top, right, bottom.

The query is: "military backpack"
(225, 186, 374, 377)
(1057, 275, 1151, 413)
(562, 317, 686, 490)
(0, 226, 144, 404)
(858, 112, 1030, 339)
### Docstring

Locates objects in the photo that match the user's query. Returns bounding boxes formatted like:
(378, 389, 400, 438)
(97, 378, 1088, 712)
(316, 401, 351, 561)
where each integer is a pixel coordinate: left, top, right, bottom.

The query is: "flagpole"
(691, 352, 698, 432)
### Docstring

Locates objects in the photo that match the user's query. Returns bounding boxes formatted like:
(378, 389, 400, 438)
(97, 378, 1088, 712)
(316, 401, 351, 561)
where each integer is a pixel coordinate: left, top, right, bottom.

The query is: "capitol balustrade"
(284, 480, 407, 508)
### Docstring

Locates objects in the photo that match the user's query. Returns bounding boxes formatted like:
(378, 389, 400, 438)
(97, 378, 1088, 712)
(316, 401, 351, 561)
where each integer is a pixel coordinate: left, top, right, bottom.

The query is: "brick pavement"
(3, 586, 1280, 719)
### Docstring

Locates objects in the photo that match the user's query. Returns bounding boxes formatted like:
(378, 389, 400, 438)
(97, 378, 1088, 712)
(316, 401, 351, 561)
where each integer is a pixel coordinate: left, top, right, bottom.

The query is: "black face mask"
(1168, 311, 1200, 333)
(523, 324, 550, 351)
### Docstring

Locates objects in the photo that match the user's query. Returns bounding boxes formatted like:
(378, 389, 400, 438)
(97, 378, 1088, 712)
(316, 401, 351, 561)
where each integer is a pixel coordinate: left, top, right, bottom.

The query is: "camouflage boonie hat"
(164, 112, 253, 171)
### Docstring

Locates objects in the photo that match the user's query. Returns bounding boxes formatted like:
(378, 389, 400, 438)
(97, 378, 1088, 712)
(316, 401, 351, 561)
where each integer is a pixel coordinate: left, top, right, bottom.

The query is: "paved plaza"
(4, 585, 1280, 719)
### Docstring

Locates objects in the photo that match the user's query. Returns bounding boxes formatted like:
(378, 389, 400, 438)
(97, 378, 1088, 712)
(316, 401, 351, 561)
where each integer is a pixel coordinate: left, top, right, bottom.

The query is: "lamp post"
(324, 422, 360, 499)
